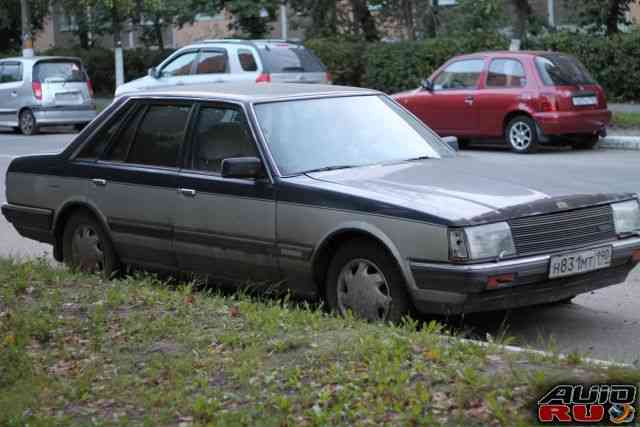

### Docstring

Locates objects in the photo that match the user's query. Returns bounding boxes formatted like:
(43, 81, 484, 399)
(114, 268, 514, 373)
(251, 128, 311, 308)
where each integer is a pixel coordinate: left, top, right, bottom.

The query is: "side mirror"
(148, 67, 159, 78)
(442, 136, 459, 151)
(221, 157, 265, 179)
(420, 79, 434, 91)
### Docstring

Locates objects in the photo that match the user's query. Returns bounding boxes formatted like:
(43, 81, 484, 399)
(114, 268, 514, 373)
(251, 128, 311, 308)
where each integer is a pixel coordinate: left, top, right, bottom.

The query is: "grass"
(611, 112, 640, 128)
(1, 258, 638, 426)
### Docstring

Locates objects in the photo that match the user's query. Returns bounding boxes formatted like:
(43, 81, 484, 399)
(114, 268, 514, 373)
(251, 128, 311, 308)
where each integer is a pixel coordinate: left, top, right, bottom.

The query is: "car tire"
(326, 238, 411, 323)
(62, 212, 120, 278)
(571, 134, 599, 150)
(506, 116, 538, 154)
(19, 109, 39, 135)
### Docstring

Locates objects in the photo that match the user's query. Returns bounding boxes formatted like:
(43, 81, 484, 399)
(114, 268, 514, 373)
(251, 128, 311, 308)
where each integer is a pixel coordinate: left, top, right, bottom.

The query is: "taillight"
(32, 81, 42, 101)
(539, 93, 558, 112)
(87, 79, 94, 97)
(326, 72, 333, 83)
(256, 73, 271, 83)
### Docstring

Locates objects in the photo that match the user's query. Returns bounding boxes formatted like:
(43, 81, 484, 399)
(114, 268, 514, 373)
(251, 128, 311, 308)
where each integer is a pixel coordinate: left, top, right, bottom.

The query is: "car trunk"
(534, 54, 607, 111)
(258, 44, 328, 84)
(34, 59, 92, 107)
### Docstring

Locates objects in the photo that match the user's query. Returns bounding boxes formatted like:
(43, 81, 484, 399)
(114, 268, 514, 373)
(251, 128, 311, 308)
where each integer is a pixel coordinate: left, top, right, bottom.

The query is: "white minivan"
(115, 39, 331, 96)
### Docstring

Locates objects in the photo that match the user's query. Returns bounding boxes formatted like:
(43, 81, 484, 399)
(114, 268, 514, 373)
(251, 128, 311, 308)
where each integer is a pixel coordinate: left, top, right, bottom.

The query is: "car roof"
(453, 50, 565, 60)
(124, 83, 379, 103)
(0, 56, 83, 64)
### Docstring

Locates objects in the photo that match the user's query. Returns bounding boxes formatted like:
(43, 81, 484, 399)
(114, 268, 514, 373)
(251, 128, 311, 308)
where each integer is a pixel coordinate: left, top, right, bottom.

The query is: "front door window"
(433, 59, 485, 91)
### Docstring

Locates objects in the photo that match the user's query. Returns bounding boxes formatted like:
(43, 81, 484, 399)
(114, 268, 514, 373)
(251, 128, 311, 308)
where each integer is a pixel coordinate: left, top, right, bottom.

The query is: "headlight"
(449, 222, 516, 261)
(612, 200, 640, 235)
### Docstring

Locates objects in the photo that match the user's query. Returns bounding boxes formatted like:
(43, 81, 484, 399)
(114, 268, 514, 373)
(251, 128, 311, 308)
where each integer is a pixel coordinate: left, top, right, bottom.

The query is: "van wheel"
(506, 116, 538, 153)
(19, 109, 39, 135)
(63, 212, 119, 277)
(571, 134, 599, 150)
(326, 239, 410, 323)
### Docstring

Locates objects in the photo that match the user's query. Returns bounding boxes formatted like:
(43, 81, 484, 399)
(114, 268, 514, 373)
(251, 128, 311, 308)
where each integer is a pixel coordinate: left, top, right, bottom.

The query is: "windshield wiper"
(301, 164, 358, 174)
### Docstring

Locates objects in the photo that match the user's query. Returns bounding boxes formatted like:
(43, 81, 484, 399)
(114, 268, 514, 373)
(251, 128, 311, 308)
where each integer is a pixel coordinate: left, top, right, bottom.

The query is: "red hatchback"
(393, 51, 611, 153)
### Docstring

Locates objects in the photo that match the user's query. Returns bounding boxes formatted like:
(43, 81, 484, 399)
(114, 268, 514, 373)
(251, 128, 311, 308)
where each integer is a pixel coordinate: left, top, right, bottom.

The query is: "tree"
(576, 0, 639, 35)
(0, 0, 49, 52)
(221, 0, 279, 38)
(349, 0, 378, 41)
(510, 0, 532, 41)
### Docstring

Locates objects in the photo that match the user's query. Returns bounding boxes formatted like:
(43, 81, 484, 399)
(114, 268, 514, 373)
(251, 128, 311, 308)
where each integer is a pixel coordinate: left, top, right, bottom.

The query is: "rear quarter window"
(34, 60, 86, 82)
(258, 45, 325, 73)
(0, 63, 22, 83)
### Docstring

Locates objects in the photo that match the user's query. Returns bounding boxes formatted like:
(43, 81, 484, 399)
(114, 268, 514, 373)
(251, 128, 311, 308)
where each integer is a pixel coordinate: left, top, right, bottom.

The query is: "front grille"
(509, 204, 616, 256)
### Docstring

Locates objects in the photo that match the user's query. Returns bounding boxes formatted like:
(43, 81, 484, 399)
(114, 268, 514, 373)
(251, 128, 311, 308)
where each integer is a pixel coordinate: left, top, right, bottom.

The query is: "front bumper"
(409, 237, 640, 315)
(534, 109, 612, 137)
(32, 105, 97, 126)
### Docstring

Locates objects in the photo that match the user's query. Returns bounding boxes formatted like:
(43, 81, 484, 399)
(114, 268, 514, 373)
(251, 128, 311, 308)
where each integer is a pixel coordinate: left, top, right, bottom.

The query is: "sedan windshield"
(253, 95, 453, 176)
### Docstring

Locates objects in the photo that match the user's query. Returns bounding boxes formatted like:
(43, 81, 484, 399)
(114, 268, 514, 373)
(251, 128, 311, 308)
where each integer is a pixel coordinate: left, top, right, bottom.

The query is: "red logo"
(537, 384, 637, 425)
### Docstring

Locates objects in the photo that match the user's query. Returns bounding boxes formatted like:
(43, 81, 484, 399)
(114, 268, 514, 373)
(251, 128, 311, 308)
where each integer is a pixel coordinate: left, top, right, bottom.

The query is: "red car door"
(473, 57, 534, 137)
(405, 58, 486, 137)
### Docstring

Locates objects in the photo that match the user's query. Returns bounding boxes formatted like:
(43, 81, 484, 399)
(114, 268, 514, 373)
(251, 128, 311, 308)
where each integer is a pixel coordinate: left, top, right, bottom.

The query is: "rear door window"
(237, 49, 258, 72)
(433, 59, 485, 90)
(104, 103, 192, 168)
(535, 54, 596, 86)
(0, 62, 23, 83)
(34, 60, 85, 82)
(195, 50, 228, 74)
(486, 59, 527, 88)
(258, 45, 325, 73)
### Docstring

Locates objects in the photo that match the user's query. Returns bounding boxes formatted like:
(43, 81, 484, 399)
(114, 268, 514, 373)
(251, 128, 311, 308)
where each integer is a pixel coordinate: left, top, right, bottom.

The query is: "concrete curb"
(599, 136, 640, 151)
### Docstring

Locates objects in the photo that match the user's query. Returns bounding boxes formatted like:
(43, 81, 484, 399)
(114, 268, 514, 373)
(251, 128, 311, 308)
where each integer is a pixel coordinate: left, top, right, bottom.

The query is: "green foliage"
(41, 47, 174, 95)
(309, 30, 640, 101)
(438, 0, 508, 35)
(0, 0, 50, 52)
(308, 32, 508, 94)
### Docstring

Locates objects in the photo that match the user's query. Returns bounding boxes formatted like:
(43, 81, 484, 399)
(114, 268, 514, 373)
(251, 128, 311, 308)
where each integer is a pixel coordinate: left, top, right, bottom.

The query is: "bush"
(40, 47, 174, 96)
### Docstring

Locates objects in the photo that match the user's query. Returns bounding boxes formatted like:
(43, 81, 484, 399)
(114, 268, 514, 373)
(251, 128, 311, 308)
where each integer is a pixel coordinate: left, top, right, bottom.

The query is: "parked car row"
(0, 42, 610, 155)
(3, 83, 639, 321)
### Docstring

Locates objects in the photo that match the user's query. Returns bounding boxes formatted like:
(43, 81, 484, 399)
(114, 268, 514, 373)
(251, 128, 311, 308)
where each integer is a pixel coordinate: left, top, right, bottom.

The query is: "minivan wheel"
(506, 116, 538, 153)
(326, 239, 410, 323)
(19, 109, 39, 135)
(63, 212, 119, 277)
(571, 134, 599, 150)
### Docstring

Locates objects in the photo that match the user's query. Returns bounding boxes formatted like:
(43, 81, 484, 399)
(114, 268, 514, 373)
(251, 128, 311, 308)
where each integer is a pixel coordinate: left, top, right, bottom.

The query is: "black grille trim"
(509, 205, 616, 256)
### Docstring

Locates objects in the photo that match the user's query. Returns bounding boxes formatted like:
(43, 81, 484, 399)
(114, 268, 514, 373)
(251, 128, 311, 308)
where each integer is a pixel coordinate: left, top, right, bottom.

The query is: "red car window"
(486, 59, 527, 88)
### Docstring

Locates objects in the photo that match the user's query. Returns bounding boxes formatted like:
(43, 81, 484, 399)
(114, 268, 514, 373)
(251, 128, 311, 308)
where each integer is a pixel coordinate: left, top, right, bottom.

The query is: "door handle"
(178, 188, 196, 197)
(464, 96, 475, 105)
(11, 91, 17, 97)
(91, 178, 107, 187)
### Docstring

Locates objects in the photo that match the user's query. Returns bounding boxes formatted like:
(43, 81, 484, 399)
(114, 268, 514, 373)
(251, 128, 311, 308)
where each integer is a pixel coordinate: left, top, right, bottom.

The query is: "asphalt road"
(1, 130, 639, 364)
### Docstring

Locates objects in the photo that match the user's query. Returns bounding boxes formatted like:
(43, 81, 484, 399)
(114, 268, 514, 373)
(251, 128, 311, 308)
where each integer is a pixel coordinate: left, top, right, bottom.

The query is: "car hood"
(114, 76, 154, 96)
(305, 156, 633, 226)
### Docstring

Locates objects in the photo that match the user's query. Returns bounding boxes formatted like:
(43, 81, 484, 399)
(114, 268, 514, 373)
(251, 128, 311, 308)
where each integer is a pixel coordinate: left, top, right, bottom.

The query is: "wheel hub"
(71, 225, 105, 272)
(336, 259, 391, 321)
(510, 122, 532, 149)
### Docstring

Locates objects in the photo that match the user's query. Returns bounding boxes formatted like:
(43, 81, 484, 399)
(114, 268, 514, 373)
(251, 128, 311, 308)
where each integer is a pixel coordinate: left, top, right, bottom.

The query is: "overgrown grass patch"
(611, 112, 640, 129)
(0, 258, 637, 426)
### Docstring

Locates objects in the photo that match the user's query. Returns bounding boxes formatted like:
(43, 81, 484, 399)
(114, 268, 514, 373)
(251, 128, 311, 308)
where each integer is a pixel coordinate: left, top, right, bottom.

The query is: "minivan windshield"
(34, 60, 86, 83)
(535, 54, 595, 86)
(254, 95, 453, 176)
(258, 45, 325, 73)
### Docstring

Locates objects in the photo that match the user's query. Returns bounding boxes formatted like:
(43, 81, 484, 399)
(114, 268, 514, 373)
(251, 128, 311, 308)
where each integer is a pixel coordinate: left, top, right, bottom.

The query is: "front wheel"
(19, 109, 39, 135)
(506, 116, 538, 154)
(62, 212, 119, 277)
(326, 239, 411, 323)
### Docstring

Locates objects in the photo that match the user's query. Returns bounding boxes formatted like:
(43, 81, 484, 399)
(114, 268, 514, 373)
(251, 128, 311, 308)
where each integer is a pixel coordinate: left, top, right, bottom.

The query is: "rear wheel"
(62, 212, 119, 277)
(19, 109, 39, 135)
(326, 239, 411, 323)
(506, 116, 538, 154)
(571, 134, 599, 150)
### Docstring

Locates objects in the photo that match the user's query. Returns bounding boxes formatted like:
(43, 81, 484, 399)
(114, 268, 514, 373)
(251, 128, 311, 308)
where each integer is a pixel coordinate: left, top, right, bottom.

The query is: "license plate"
(572, 96, 598, 106)
(549, 246, 612, 279)
(55, 92, 80, 102)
